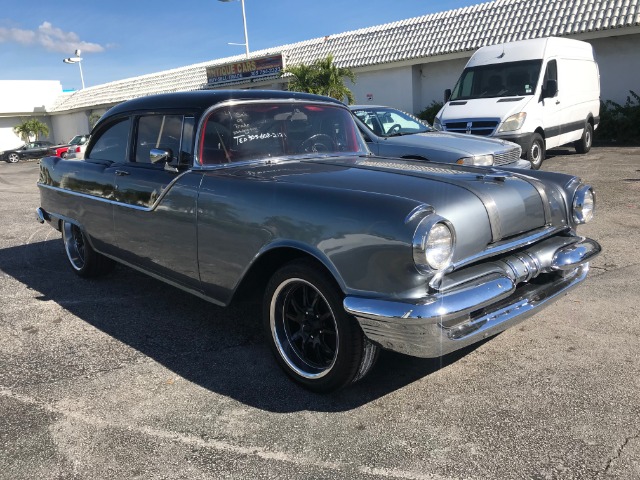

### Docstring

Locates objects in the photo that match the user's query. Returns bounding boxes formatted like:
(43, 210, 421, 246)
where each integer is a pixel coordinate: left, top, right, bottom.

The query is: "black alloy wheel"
(264, 260, 379, 392)
(62, 221, 114, 277)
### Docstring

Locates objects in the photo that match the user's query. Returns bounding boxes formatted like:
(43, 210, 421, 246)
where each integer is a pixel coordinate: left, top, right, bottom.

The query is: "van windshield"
(450, 60, 543, 100)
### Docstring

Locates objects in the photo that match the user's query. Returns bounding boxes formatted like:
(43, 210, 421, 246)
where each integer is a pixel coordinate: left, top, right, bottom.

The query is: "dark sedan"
(2, 141, 55, 163)
(36, 90, 600, 392)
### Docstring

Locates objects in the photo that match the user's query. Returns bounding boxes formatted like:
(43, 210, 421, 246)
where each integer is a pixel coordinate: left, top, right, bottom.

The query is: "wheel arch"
(230, 244, 344, 306)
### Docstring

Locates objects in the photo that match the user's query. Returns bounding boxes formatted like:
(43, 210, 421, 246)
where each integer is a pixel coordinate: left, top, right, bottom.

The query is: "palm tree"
(283, 54, 356, 104)
(13, 118, 49, 142)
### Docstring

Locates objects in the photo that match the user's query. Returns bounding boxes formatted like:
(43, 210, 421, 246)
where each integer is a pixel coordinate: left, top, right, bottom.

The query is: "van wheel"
(62, 221, 115, 277)
(527, 134, 545, 170)
(264, 259, 379, 393)
(574, 123, 593, 154)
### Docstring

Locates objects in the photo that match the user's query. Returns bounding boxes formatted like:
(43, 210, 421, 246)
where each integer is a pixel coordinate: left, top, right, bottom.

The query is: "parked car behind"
(350, 105, 530, 168)
(37, 90, 600, 392)
(51, 134, 90, 158)
(65, 137, 90, 160)
(2, 141, 55, 163)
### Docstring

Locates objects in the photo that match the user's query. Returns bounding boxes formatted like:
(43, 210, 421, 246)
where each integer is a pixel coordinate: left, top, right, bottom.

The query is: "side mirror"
(444, 89, 452, 103)
(149, 148, 172, 164)
(543, 80, 558, 98)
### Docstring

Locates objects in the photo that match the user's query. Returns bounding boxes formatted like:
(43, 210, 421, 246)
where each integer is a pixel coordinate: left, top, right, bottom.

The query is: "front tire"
(6, 153, 20, 163)
(264, 260, 378, 392)
(62, 221, 114, 277)
(574, 123, 593, 154)
(526, 133, 545, 170)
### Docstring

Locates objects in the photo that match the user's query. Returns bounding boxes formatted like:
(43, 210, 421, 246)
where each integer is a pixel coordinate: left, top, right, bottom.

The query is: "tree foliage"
(13, 118, 50, 142)
(416, 101, 444, 126)
(595, 91, 640, 145)
(283, 54, 356, 104)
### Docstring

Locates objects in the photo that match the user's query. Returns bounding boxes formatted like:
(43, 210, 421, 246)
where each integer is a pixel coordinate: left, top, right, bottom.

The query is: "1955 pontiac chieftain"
(37, 90, 601, 392)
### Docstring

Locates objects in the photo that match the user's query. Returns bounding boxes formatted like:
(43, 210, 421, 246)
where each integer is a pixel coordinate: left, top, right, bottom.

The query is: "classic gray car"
(36, 90, 601, 392)
(350, 105, 532, 169)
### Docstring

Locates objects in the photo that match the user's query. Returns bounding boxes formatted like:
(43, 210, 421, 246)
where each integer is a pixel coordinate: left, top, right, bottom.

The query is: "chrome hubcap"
(63, 222, 86, 271)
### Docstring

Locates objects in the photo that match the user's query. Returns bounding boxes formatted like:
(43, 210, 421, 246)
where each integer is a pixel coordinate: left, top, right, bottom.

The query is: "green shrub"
(416, 101, 444, 126)
(595, 90, 640, 145)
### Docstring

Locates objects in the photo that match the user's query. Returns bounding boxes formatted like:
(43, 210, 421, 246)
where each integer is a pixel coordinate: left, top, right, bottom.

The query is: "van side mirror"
(543, 80, 558, 98)
(444, 89, 452, 103)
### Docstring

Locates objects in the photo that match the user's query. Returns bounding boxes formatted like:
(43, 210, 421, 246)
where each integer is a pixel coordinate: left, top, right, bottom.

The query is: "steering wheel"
(386, 124, 402, 135)
(299, 134, 336, 153)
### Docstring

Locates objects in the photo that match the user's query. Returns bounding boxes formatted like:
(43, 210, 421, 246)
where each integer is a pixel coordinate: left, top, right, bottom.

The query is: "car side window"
(542, 60, 558, 95)
(88, 118, 131, 162)
(135, 114, 184, 163)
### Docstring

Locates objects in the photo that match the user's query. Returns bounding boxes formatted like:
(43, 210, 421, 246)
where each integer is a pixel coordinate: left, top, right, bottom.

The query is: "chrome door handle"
(115, 170, 130, 176)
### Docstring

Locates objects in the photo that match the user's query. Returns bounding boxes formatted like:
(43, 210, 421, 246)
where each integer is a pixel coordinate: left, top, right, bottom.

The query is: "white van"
(434, 37, 600, 169)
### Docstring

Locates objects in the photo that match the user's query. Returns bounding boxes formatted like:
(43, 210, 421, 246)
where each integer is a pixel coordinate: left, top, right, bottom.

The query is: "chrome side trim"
(37, 168, 192, 212)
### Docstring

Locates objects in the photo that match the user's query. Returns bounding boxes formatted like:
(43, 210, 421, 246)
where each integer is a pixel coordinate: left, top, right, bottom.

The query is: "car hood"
(228, 156, 563, 254)
(384, 131, 518, 157)
(438, 96, 533, 123)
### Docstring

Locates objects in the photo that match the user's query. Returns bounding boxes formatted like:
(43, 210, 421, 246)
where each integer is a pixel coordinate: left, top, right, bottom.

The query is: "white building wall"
(588, 34, 640, 105)
(350, 66, 414, 112)
(417, 57, 471, 113)
(50, 112, 91, 145)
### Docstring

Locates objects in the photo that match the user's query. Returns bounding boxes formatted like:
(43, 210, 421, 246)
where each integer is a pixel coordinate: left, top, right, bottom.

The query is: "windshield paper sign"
(206, 54, 284, 86)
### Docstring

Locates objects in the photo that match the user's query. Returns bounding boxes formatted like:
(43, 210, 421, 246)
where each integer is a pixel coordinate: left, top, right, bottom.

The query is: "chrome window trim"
(192, 98, 368, 168)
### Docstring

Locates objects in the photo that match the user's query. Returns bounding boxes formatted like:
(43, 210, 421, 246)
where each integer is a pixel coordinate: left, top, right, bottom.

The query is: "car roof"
(101, 90, 345, 122)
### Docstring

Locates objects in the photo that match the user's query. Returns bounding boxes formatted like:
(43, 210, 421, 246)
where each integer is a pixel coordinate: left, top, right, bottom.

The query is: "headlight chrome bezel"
(413, 216, 456, 274)
(457, 154, 494, 166)
(497, 112, 527, 133)
(572, 184, 596, 224)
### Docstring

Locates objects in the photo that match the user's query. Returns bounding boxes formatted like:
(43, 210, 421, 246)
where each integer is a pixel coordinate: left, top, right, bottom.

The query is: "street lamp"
(219, 0, 250, 58)
(63, 49, 85, 90)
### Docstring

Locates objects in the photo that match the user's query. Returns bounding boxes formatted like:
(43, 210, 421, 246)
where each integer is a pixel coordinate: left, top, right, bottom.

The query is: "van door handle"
(115, 170, 130, 176)
(555, 100, 560, 105)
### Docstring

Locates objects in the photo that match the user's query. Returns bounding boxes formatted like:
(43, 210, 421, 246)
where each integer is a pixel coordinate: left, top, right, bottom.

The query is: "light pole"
(63, 49, 85, 89)
(219, 0, 250, 58)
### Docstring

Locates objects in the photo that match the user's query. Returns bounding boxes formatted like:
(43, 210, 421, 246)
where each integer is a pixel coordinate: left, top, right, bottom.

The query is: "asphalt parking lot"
(1, 147, 639, 479)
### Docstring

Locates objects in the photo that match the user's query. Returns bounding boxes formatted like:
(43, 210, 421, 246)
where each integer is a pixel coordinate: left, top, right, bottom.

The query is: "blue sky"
(1, 0, 483, 91)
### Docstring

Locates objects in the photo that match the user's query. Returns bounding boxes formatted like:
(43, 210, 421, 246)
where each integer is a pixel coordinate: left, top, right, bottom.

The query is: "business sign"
(206, 54, 284, 86)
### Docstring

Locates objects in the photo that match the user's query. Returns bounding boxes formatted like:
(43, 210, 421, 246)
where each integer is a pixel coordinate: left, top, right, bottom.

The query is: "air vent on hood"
(449, 101, 467, 106)
(497, 97, 525, 102)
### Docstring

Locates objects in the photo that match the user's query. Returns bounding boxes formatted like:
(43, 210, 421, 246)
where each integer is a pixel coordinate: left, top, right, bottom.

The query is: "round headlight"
(413, 218, 455, 273)
(572, 185, 595, 224)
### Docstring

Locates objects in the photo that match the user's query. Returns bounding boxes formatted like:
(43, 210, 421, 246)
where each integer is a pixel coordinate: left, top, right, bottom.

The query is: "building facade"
(2, 0, 639, 149)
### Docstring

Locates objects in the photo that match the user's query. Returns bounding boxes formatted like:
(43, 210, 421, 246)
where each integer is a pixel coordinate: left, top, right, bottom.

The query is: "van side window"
(542, 60, 558, 96)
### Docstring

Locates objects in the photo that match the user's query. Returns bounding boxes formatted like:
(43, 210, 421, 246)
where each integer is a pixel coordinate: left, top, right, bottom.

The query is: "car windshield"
(68, 135, 88, 145)
(351, 107, 431, 137)
(199, 102, 367, 165)
(450, 60, 543, 100)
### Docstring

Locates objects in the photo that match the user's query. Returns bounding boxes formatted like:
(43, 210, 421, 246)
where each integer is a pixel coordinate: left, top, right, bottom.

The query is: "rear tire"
(574, 123, 593, 154)
(62, 221, 114, 277)
(526, 133, 545, 170)
(7, 153, 20, 163)
(264, 259, 379, 393)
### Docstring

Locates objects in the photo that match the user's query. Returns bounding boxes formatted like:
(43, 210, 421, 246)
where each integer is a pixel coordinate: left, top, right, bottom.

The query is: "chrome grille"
(444, 120, 499, 136)
(494, 147, 522, 166)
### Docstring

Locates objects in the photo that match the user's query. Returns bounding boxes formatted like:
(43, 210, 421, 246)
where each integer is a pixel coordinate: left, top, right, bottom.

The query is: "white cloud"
(0, 21, 105, 54)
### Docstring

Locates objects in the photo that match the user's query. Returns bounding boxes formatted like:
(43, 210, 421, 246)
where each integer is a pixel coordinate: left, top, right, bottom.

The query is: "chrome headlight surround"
(497, 112, 527, 133)
(572, 184, 596, 224)
(457, 154, 494, 166)
(413, 216, 456, 274)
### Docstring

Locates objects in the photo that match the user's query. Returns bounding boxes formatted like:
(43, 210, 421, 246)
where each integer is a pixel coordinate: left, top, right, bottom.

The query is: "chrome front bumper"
(344, 236, 601, 358)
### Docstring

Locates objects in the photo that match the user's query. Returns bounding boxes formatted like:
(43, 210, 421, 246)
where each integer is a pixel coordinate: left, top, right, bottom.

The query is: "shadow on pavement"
(1, 238, 483, 413)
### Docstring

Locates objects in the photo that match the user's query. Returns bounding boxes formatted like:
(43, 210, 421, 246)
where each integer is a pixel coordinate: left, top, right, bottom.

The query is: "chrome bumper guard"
(344, 236, 601, 358)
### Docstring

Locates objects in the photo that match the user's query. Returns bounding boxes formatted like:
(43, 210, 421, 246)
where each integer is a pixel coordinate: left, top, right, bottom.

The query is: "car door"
(112, 113, 201, 289)
(539, 59, 564, 150)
